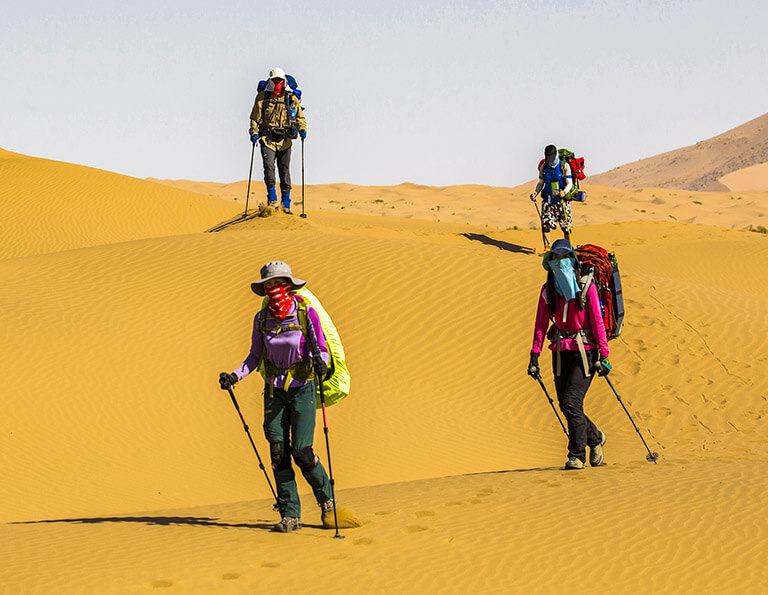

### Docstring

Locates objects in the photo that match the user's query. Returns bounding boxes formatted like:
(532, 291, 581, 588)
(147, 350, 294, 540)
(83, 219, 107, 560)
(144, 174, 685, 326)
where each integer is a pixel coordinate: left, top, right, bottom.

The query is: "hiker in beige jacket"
(249, 68, 307, 214)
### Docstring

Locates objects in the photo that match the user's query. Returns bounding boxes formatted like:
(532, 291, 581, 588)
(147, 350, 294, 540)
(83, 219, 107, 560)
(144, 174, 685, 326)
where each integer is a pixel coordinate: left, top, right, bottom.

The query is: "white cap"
(268, 67, 286, 80)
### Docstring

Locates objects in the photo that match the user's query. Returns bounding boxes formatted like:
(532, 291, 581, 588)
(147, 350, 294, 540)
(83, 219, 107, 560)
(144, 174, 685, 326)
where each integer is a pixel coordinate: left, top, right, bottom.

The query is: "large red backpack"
(575, 244, 624, 339)
(537, 148, 586, 201)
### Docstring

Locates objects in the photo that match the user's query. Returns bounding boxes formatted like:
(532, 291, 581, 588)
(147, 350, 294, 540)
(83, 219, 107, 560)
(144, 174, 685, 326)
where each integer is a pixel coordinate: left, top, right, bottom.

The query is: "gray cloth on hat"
(250, 261, 306, 295)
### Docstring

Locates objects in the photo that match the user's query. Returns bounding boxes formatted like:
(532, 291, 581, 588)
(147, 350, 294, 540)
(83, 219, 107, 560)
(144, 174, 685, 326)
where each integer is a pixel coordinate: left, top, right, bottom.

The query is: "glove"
(596, 356, 611, 377)
(250, 132, 259, 143)
(313, 354, 328, 379)
(530, 193, 537, 201)
(527, 352, 541, 379)
(299, 129, 307, 140)
(219, 372, 238, 390)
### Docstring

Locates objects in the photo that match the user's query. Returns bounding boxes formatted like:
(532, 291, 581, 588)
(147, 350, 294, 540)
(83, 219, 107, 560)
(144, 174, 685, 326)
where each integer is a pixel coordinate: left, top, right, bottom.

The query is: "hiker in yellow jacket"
(249, 68, 307, 214)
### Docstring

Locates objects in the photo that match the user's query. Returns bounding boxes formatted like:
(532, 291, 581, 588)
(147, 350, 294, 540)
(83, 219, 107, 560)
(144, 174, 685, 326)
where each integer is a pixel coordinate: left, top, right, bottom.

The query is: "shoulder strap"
(296, 298, 309, 337)
(578, 272, 594, 310)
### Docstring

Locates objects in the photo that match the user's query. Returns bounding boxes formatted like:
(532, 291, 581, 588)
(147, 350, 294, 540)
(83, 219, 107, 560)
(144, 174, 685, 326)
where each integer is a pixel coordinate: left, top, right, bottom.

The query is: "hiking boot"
(267, 200, 278, 208)
(564, 457, 585, 470)
(320, 499, 334, 514)
(272, 517, 301, 533)
(590, 432, 606, 467)
(281, 206, 293, 215)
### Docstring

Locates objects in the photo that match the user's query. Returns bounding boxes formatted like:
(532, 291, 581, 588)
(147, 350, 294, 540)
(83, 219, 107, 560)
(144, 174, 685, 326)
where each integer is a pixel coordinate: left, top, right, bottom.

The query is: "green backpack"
(259, 287, 350, 408)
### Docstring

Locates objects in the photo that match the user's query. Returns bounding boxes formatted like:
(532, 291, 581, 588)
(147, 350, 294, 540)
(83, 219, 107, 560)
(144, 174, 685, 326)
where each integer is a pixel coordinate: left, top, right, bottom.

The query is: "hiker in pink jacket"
(528, 239, 611, 470)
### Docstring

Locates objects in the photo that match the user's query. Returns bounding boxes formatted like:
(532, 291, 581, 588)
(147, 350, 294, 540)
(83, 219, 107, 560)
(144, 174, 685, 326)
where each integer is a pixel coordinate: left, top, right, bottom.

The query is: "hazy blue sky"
(2, 1, 767, 187)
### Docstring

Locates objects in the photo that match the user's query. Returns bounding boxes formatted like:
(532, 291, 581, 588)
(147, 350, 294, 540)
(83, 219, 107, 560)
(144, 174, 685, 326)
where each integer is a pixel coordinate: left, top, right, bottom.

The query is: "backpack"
(575, 244, 624, 339)
(538, 148, 587, 202)
(256, 73, 302, 100)
(259, 287, 350, 408)
(256, 74, 303, 141)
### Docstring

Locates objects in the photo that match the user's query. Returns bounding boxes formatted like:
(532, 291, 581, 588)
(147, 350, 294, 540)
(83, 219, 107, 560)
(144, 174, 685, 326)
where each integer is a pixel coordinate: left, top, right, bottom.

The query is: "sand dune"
(0, 148, 239, 259)
(154, 177, 768, 231)
(2, 460, 767, 592)
(720, 161, 768, 191)
(589, 112, 768, 191)
(3, 150, 768, 591)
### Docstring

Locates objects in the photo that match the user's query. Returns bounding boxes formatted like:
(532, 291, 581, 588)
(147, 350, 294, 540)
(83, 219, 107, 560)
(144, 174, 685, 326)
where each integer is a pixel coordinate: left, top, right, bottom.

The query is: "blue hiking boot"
(266, 186, 278, 207)
(281, 190, 292, 214)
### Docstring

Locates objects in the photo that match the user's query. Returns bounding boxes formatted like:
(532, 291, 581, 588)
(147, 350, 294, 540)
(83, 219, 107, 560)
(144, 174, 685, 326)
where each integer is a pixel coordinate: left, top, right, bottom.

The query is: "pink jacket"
(531, 282, 610, 357)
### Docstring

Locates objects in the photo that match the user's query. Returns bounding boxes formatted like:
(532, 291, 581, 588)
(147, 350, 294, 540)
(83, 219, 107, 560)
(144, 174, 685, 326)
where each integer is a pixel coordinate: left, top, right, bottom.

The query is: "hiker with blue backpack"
(249, 68, 307, 214)
(530, 145, 580, 251)
(218, 261, 334, 533)
(527, 239, 611, 470)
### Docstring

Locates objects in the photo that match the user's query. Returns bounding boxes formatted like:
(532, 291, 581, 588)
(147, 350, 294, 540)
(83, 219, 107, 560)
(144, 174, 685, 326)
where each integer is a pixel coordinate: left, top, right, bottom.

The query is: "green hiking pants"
(263, 380, 332, 518)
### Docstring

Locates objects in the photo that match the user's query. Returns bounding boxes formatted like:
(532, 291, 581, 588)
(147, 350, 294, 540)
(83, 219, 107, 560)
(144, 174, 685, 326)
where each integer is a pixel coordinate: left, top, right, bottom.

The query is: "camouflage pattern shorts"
(541, 199, 572, 232)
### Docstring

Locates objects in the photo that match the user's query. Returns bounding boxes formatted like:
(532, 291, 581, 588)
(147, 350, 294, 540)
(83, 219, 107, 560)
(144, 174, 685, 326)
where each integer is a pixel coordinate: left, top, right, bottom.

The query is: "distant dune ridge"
(0, 148, 240, 259)
(2, 145, 768, 592)
(590, 112, 768, 191)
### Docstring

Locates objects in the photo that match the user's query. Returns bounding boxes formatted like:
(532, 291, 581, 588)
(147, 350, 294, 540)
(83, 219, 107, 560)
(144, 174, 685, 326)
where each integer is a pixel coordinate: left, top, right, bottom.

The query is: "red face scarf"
(265, 281, 294, 319)
(272, 79, 285, 96)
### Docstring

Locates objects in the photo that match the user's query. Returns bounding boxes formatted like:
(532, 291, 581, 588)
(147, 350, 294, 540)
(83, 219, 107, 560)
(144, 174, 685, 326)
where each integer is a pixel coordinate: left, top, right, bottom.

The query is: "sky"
(2, 0, 767, 188)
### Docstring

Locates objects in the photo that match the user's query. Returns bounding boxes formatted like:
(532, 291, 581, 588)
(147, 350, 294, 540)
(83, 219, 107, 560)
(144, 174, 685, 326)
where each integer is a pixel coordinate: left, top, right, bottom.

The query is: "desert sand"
(2, 150, 768, 593)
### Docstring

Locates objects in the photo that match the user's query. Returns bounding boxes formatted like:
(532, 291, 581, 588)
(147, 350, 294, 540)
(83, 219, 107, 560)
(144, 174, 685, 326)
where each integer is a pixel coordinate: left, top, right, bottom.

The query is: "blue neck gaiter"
(550, 257, 579, 300)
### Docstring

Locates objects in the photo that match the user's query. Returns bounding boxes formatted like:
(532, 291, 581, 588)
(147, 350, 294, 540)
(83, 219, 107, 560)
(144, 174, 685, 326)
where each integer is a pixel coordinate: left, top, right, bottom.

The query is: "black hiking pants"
(260, 142, 292, 193)
(552, 349, 602, 462)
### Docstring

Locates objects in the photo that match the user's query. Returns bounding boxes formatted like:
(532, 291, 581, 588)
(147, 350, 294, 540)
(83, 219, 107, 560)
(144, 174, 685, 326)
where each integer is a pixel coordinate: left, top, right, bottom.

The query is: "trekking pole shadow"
(603, 376, 659, 463)
(462, 233, 535, 255)
(534, 376, 569, 438)
(244, 141, 256, 216)
(225, 387, 281, 507)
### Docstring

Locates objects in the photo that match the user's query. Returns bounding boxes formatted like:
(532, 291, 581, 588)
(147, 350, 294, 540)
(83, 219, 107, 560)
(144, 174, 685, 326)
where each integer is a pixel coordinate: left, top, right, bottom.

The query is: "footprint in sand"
(402, 525, 428, 534)
(445, 501, 464, 507)
(328, 553, 348, 560)
(414, 510, 436, 518)
(651, 407, 672, 418)
(476, 488, 494, 496)
(353, 537, 373, 545)
(375, 511, 393, 516)
(151, 580, 173, 589)
(261, 562, 281, 568)
(221, 573, 240, 581)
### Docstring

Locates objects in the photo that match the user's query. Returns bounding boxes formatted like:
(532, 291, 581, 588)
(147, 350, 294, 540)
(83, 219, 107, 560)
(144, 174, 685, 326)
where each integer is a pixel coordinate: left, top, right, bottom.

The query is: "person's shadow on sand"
(12, 516, 288, 530)
(462, 233, 535, 255)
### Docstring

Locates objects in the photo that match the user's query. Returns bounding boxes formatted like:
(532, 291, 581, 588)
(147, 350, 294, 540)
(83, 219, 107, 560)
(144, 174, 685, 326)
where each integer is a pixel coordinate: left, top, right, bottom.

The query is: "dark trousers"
(263, 381, 332, 518)
(260, 142, 292, 192)
(552, 350, 602, 462)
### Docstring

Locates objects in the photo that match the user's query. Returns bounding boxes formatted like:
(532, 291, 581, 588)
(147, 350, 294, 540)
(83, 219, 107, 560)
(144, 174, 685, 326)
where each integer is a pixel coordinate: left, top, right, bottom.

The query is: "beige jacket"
(249, 90, 307, 151)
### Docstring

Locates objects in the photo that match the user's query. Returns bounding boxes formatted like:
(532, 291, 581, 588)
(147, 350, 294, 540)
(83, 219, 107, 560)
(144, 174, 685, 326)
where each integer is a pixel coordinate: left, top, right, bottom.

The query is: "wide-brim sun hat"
(250, 261, 306, 296)
(268, 67, 286, 80)
(542, 239, 579, 271)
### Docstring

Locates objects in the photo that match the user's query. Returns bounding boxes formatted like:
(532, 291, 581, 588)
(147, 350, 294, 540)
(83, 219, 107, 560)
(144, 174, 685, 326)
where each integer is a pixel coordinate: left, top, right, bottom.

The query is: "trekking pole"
(529, 191, 548, 250)
(602, 376, 659, 463)
(534, 376, 569, 438)
(299, 138, 307, 219)
(225, 386, 280, 506)
(305, 317, 344, 539)
(244, 141, 256, 216)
